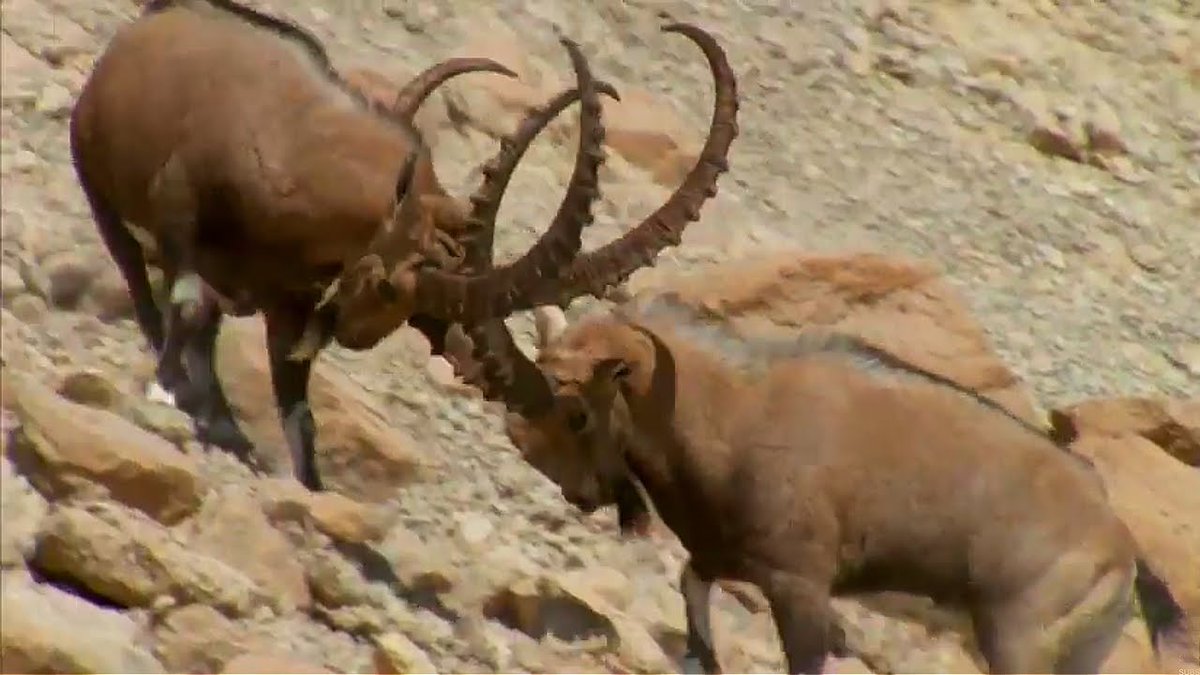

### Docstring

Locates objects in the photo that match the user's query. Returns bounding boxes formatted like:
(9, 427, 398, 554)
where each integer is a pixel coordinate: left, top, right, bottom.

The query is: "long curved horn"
(387, 35, 606, 325)
(456, 81, 621, 274)
(436, 84, 626, 413)
(527, 22, 738, 309)
(392, 58, 517, 122)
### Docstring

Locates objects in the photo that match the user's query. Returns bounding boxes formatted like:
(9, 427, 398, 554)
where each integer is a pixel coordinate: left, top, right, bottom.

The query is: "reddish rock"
(632, 251, 1042, 426)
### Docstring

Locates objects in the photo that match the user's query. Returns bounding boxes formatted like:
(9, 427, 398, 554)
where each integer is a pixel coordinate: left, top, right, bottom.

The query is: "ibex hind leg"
(77, 175, 166, 353)
(145, 152, 207, 412)
(180, 295, 256, 463)
(680, 561, 722, 674)
(973, 558, 1134, 674)
(1054, 564, 1137, 674)
(156, 269, 204, 411)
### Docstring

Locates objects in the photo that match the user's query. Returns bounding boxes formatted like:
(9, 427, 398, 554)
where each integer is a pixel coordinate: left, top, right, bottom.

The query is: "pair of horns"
(371, 36, 608, 326)
(455, 22, 740, 417)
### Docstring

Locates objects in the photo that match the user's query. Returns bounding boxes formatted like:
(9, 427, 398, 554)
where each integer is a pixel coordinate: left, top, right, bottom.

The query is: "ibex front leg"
(181, 297, 255, 461)
(264, 302, 322, 491)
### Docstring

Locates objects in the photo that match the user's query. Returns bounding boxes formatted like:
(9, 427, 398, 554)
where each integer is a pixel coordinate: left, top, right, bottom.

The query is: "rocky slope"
(1, 0, 1197, 672)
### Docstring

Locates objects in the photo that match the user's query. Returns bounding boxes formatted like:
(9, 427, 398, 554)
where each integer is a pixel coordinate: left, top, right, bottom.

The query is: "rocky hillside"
(1, 0, 1197, 672)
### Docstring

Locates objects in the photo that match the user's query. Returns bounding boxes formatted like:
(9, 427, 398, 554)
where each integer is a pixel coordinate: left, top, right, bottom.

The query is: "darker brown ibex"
(69, 0, 615, 490)
(463, 290, 1198, 673)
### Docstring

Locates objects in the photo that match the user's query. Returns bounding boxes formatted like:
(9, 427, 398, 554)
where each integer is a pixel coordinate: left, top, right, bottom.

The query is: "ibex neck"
(620, 335, 740, 554)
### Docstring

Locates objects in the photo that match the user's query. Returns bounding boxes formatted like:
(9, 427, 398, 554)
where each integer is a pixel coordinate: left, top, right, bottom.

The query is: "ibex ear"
(594, 357, 631, 384)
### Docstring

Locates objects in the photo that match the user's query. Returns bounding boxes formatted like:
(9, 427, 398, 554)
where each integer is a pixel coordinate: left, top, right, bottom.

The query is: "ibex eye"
(566, 410, 590, 433)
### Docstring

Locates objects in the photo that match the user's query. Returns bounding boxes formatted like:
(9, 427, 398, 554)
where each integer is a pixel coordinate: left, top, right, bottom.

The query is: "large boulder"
(5, 374, 203, 524)
(0, 571, 164, 673)
(630, 251, 1041, 425)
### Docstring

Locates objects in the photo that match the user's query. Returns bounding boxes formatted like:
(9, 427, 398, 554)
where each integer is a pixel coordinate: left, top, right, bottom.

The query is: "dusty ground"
(1, 0, 1197, 673)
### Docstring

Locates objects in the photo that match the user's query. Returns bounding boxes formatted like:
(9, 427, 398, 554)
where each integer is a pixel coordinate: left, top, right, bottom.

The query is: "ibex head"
(511, 315, 652, 508)
(292, 37, 618, 359)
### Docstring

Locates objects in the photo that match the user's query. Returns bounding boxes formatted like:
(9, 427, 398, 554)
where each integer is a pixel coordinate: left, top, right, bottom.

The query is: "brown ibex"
(462, 292, 1198, 674)
(69, 0, 615, 490)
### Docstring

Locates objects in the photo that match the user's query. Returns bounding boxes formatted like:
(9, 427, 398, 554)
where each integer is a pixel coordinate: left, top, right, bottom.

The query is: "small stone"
(258, 478, 386, 545)
(86, 267, 136, 321)
(456, 513, 494, 546)
(1128, 243, 1165, 271)
(35, 82, 73, 119)
(372, 632, 437, 675)
(454, 617, 512, 671)
(8, 149, 39, 173)
(154, 604, 242, 673)
(1083, 100, 1127, 156)
(1169, 343, 1200, 377)
(57, 369, 123, 410)
(8, 294, 46, 323)
(42, 250, 98, 309)
(1037, 243, 1066, 270)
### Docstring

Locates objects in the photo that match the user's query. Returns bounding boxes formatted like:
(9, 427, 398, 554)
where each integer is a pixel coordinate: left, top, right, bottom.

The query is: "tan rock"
(0, 262, 26, 302)
(221, 651, 331, 674)
(34, 502, 272, 616)
(56, 368, 123, 411)
(7, 374, 203, 524)
(376, 526, 458, 598)
(0, 572, 165, 673)
(215, 317, 423, 501)
(257, 477, 386, 545)
(372, 632, 437, 674)
(304, 548, 372, 609)
(1083, 100, 1128, 157)
(483, 573, 672, 672)
(184, 487, 311, 612)
(631, 251, 1041, 426)
(41, 249, 99, 309)
(8, 293, 47, 323)
(154, 604, 244, 673)
(85, 265, 138, 322)
(1050, 396, 1199, 466)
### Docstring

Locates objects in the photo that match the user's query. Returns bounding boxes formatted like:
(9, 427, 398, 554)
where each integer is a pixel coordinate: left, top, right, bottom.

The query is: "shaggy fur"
(69, 0, 610, 489)
(503, 302, 1198, 674)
